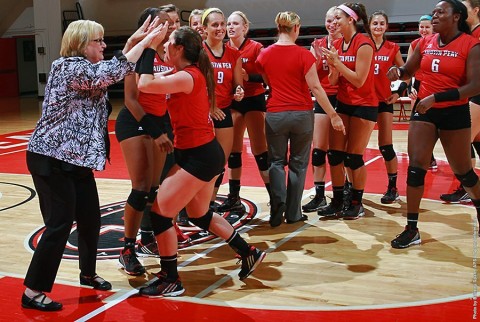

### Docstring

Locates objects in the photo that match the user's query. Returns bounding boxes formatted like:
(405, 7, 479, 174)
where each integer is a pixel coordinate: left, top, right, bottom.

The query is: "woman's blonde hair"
(189, 9, 204, 25)
(202, 7, 224, 26)
(275, 11, 300, 33)
(60, 20, 103, 57)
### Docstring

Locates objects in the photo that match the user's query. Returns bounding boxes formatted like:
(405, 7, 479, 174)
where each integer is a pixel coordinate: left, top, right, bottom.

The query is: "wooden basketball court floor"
(0, 96, 478, 321)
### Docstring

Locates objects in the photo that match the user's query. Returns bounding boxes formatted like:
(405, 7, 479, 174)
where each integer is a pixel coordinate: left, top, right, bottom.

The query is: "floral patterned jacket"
(28, 56, 135, 170)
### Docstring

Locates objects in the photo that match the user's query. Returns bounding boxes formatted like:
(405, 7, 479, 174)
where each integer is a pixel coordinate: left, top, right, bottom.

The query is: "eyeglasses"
(91, 38, 105, 44)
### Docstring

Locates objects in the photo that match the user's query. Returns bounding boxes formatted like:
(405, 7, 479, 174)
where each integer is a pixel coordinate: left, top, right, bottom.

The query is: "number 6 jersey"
(417, 33, 479, 108)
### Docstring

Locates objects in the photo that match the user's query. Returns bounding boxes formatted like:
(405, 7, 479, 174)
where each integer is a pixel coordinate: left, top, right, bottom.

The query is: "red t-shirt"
(167, 65, 215, 149)
(256, 44, 316, 112)
(417, 33, 479, 108)
(227, 38, 265, 98)
(203, 42, 240, 109)
(373, 40, 400, 101)
(138, 53, 173, 116)
(311, 37, 338, 96)
(333, 33, 378, 107)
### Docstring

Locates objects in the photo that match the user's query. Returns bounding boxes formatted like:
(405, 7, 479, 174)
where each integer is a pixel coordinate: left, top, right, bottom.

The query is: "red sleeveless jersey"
(472, 25, 480, 39)
(167, 65, 215, 149)
(410, 37, 425, 82)
(417, 33, 479, 108)
(203, 42, 240, 109)
(311, 37, 338, 96)
(332, 33, 378, 107)
(256, 44, 316, 112)
(373, 40, 400, 101)
(138, 53, 173, 116)
(227, 38, 265, 97)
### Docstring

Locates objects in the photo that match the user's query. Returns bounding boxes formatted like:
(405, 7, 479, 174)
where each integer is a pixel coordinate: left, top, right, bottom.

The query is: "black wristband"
(248, 74, 264, 83)
(136, 48, 156, 75)
(434, 89, 460, 102)
(139, 114, 164, 139)
(395, 82, 408, 96)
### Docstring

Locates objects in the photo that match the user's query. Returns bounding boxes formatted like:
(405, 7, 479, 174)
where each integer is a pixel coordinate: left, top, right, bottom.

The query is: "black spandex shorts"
(410, 103, 471, 130)
(231, 93, 266, 115)
(378, 101, 394, 114)
(314, 95, 337, 114)
(115, 107, 167, 142)
(213, 105, 234, 128)
(336, 100, 378, 122)
(470, 94, 480, 105)
(174, 139, 225, 182)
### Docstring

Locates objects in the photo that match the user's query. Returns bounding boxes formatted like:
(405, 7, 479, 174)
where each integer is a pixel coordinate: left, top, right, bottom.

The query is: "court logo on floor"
(27, 195, 258, 260)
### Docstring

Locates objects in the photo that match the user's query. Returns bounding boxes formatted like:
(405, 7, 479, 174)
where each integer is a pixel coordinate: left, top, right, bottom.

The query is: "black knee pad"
(127, 189, 149, 211)
(345, 153, 364, 170)
(150, 212, 174, 235)
(455, 169, 479, 188)
(254, 151, 269, 171)
(473, 142, 480, 157)
(189, 210, 213, 231)
(215, 170, 225, 188)
(312, 148, 327, 167)
(147, 186, 158, 203)
(406, 166, 427, 187)
(379, 144, 396, 162)
(228, 152, 242, 169)
(327, 149, 345, 166)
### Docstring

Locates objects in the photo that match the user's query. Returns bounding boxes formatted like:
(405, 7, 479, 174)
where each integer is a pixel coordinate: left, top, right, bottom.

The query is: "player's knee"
(254, 152, 269, 171)
(127, 189, 149, 211)
(228, 152, 242, 169)
(189, 210, 213, 231)
(345, 153, 364, 170)
(406, 166, 427, 187)
(327, 149, 345, 166)
(379, 144, 396, 162)
(150, 212, 173, 235)
(312, 148, 327, 167)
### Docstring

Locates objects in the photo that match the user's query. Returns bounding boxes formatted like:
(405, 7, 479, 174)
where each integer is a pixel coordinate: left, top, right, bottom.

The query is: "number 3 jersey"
(373, 40, 400, 102)
(417, 33, 479, 108)
(203, 42, 240, 109)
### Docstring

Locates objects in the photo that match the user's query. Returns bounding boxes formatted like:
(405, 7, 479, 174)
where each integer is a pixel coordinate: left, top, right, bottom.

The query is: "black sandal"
(80, 274, 112, 290)
(21, 292, 63, 311)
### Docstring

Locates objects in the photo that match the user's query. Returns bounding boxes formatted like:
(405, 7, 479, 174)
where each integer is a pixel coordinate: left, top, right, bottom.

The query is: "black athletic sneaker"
(238, 246, 266, 280)
(339, 202, 365, 220)
(119, 248, 146, 276)
(137, 241, 160, 258)
(302, 195, 327, 212)
(381, 187, 399, 204)
(216, 194, 243, 212)
(176, 208, 190, 226)
(139, 275, 185, 298)
(317, 199, 343, 217)
(440, 185, 471, 203)
(391, 225, 421, 249)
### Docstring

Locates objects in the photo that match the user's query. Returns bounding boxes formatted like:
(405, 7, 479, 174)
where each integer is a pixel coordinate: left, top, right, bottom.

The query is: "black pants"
(24, 154, 101, 292)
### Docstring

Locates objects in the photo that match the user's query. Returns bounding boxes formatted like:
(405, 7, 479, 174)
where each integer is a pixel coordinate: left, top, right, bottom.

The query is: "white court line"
(0, 148, 27, 156)
(74, 154, 390, 320)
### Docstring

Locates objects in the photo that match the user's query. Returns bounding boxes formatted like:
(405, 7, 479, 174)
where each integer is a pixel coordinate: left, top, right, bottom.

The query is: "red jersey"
(256, 44, 316, 112)
(138, 53, 173, 116)
(227, 38, 265, 98)
(311, 37, 338, 96)
(167, 65, 215, 149)
(203, 42, 240, 109)
(333, 33, 378, 107)
(417, 33, 479, 108)
(373, 40, 400, 101)
(472, 25, 480, 39)
(410, 37, 425, 82)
